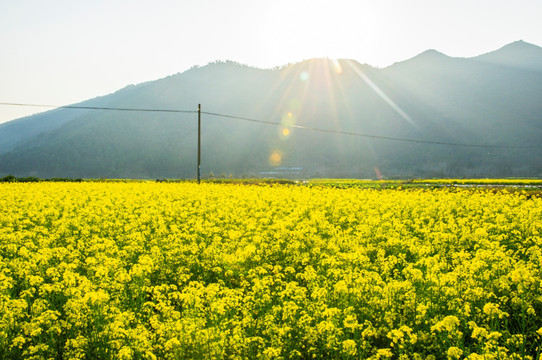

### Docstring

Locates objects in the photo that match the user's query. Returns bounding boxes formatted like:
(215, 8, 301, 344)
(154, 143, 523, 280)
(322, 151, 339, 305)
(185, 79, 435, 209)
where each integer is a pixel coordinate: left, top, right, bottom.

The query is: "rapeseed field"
(0, 182, 541, 359)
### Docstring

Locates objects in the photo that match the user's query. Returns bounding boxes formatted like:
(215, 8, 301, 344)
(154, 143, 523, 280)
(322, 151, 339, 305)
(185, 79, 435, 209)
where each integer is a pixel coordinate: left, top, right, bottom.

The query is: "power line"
(0, 102, 196, 114)
(1, 101, 540, 149)
(201, 111, 541, 150)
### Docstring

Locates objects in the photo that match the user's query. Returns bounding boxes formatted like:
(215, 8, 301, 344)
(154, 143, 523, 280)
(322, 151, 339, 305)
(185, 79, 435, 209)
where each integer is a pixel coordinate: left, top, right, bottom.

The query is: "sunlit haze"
(1, 0, 541, 124)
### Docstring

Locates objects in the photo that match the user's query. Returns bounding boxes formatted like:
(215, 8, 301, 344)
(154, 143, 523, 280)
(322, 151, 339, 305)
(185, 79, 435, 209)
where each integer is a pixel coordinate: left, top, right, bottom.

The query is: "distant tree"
(1, 175, 16, 182)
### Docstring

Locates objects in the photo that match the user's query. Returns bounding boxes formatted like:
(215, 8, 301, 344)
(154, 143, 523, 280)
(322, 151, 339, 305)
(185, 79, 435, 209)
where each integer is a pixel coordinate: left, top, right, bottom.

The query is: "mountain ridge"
(1, 41, 541, 179)
(473, 40, 542, 71)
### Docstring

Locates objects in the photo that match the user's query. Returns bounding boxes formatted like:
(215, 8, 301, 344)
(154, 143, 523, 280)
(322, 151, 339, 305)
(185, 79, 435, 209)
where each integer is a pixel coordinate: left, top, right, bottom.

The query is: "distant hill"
(474, 40, 542, 71)
(1, 41, 542, 179)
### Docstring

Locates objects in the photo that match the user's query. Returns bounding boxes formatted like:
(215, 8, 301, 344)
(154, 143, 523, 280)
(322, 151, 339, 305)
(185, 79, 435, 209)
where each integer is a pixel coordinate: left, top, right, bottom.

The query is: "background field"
(1, 181, 541, 359)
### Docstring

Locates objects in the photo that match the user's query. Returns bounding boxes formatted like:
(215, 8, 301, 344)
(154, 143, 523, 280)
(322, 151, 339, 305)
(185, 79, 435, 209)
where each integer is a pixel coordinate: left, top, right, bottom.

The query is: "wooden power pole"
(197, 104, 201, 183)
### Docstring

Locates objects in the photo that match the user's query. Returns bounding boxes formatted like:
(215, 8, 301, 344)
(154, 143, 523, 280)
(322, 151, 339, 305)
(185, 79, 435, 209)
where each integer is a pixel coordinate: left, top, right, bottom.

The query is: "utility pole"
(197, 104, 201, 184)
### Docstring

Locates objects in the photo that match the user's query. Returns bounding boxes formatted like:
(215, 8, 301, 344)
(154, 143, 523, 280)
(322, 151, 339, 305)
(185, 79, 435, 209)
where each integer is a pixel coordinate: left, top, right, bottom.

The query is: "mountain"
(473, 40, 542, 71)
(1, 42, 542, 179)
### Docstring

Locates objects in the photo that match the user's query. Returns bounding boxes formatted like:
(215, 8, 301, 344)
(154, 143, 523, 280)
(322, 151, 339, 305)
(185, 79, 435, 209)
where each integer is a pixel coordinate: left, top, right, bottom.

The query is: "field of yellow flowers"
(1, 182, 541, 359)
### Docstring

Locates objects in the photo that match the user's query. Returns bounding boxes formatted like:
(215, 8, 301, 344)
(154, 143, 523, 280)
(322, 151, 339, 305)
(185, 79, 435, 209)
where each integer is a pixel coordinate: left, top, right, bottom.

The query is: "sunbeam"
(345, 60, 419, 130)
(262, 57, 420, 171)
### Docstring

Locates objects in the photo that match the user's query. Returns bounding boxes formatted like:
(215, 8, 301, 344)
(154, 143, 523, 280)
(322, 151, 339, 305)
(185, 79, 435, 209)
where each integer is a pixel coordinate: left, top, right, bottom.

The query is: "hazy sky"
(1, 0, 541, 124)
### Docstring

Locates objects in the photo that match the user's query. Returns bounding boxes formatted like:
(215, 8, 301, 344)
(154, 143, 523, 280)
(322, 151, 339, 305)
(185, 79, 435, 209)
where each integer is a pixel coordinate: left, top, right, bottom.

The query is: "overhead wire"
(1, 101, 540, 150)
(0, 102, 196, 114)
(201, 111, 541, 150)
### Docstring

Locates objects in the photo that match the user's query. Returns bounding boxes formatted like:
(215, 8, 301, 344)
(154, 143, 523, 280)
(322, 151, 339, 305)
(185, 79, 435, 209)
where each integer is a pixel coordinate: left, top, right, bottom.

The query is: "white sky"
(1, 0, 541, 124)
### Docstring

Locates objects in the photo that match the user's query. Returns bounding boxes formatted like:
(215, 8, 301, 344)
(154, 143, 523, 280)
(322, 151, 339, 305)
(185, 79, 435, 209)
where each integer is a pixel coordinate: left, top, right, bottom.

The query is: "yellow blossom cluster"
(0, 182, 541, 359)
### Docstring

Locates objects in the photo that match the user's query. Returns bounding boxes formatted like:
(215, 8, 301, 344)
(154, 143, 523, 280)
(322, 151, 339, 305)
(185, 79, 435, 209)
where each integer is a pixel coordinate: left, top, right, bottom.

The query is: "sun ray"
(328, 59, 354, 131)
(267, 63, 309, 124)
(345, 60, 419, 130)
(322, 59, 340, 127)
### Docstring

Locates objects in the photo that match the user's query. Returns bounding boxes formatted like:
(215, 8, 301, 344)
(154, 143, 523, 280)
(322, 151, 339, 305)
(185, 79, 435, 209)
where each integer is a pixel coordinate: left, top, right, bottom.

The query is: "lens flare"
(300, 71, 309, 82)
(269, 150, 283, 166)
(331, 59, 343, 74)
(374, 166, 383, 180)
(279, 126, 292, 140)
